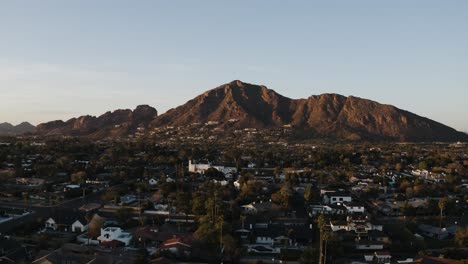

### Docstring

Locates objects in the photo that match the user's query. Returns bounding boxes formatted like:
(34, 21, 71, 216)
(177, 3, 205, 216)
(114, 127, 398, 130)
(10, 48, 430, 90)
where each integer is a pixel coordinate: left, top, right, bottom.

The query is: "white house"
(188, 160, 237, 175)
(330, 216, 383, 234)
(323, 191, 352, 205)
(71, 219, 88, 233)
(97, 227, 132, 246)
(234, 180, 241, 190)
(309, 204, 346, 216)
(343, 202, 366, 214)
(45, 217, 57, 230)
(44, 214, 88, 233)
(148, 178, 158, 186)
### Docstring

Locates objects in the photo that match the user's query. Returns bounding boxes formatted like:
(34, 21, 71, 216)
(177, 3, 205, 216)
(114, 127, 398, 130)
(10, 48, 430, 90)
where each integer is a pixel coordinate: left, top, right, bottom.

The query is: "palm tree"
(438, 198, 448, 236)
(323, 231, 331, 264)
(317, 214, 326, 264)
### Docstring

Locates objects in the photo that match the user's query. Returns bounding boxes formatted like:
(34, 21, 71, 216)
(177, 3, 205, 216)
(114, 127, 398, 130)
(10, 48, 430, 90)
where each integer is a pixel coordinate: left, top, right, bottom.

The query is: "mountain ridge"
(0, 122, 35, 135)
(35, 105, 157, 138)
(34, 80, 467, 142)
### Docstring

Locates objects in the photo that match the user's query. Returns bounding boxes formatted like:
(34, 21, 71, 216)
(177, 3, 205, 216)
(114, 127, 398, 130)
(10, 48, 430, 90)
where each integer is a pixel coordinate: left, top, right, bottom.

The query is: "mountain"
(33, 81, 467, 141)
(35, 105, 157, 138)
(0, 122, 35, 135)
(151, 80, 467, 142)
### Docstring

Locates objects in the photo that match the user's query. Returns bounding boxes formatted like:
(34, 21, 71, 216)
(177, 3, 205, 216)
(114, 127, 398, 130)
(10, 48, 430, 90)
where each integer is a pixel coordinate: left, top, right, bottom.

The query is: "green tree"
(176, 192, 192, 215)
(304, 185, 313, 203)
(418, 161, 428, 170)
(192, 196, 206, 216)
(71, 171, 88, 199)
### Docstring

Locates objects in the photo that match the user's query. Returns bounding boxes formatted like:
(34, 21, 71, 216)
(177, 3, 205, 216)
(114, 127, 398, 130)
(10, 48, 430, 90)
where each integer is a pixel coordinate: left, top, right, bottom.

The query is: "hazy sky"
(0, 1, 467, 131)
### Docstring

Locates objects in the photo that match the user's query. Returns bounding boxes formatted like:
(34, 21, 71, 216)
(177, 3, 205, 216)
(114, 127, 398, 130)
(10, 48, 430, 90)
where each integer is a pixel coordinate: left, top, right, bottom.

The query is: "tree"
(71, 171, 87, 184)
(304, 185, 313, 203)
(192, 196, 206, 215)
(317, 214, 326, 264)
(395, 163, 403, 172)
(176, 192, 191, 215)
(71, 171, 87, 199)
(88, 214, 105, 240)
(323, 231, 331, 264)
(454, 226, 468, 247)
(222, 234, 238, 261)
(271, 184, 293, 209)
(101, 190, 119, 204)
(418, 161, 428, 170)
(438, 198, 447, 229)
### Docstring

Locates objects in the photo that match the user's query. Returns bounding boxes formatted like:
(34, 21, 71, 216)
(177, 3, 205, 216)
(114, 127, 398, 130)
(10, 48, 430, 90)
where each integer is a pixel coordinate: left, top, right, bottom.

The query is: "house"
(251, 222, 313, 246)
(418, 224, 458, 240)
(120, 194, 137, 205)
(355, 240, 385, 250)
(188, 160, 237, 175)
(15, 177, 45, 187)
(241, 201, 274, 215)
(323, 191, 352, 205)
(79, 203, 102, 212)
(330, 215, 383, 235)
(234, 180, 241, 190)
(374, 252, 392, 263)
(134, 226, 158, 245)
(44, 213, 88, 233)
(309, 204, 346, 216)
(363, 252, 391, 263)
(343, 202, 366, 214)
(97, 227, 132, 246)
(159, 236, 193, 257)
(71, 218, 88, 233)
(45, 217, 58, 230)
(253, 223, 291, 245)
(149, 178, 158, 186)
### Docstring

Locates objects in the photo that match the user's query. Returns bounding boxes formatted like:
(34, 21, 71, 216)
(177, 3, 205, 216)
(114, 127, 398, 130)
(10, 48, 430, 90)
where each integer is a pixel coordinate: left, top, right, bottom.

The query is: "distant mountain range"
(35, 105, 157, 138)
(12, 80, 468, 141)
(0, 122, 35, 135)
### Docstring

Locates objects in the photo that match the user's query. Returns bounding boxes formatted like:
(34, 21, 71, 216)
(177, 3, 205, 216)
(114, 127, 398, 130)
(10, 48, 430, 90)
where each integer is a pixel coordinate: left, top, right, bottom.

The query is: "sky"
(0, 1, 467, 131)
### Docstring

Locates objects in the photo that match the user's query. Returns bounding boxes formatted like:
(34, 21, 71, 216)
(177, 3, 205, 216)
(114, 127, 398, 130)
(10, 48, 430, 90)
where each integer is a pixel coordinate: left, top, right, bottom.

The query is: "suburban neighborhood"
(0, 131, 466, 263)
